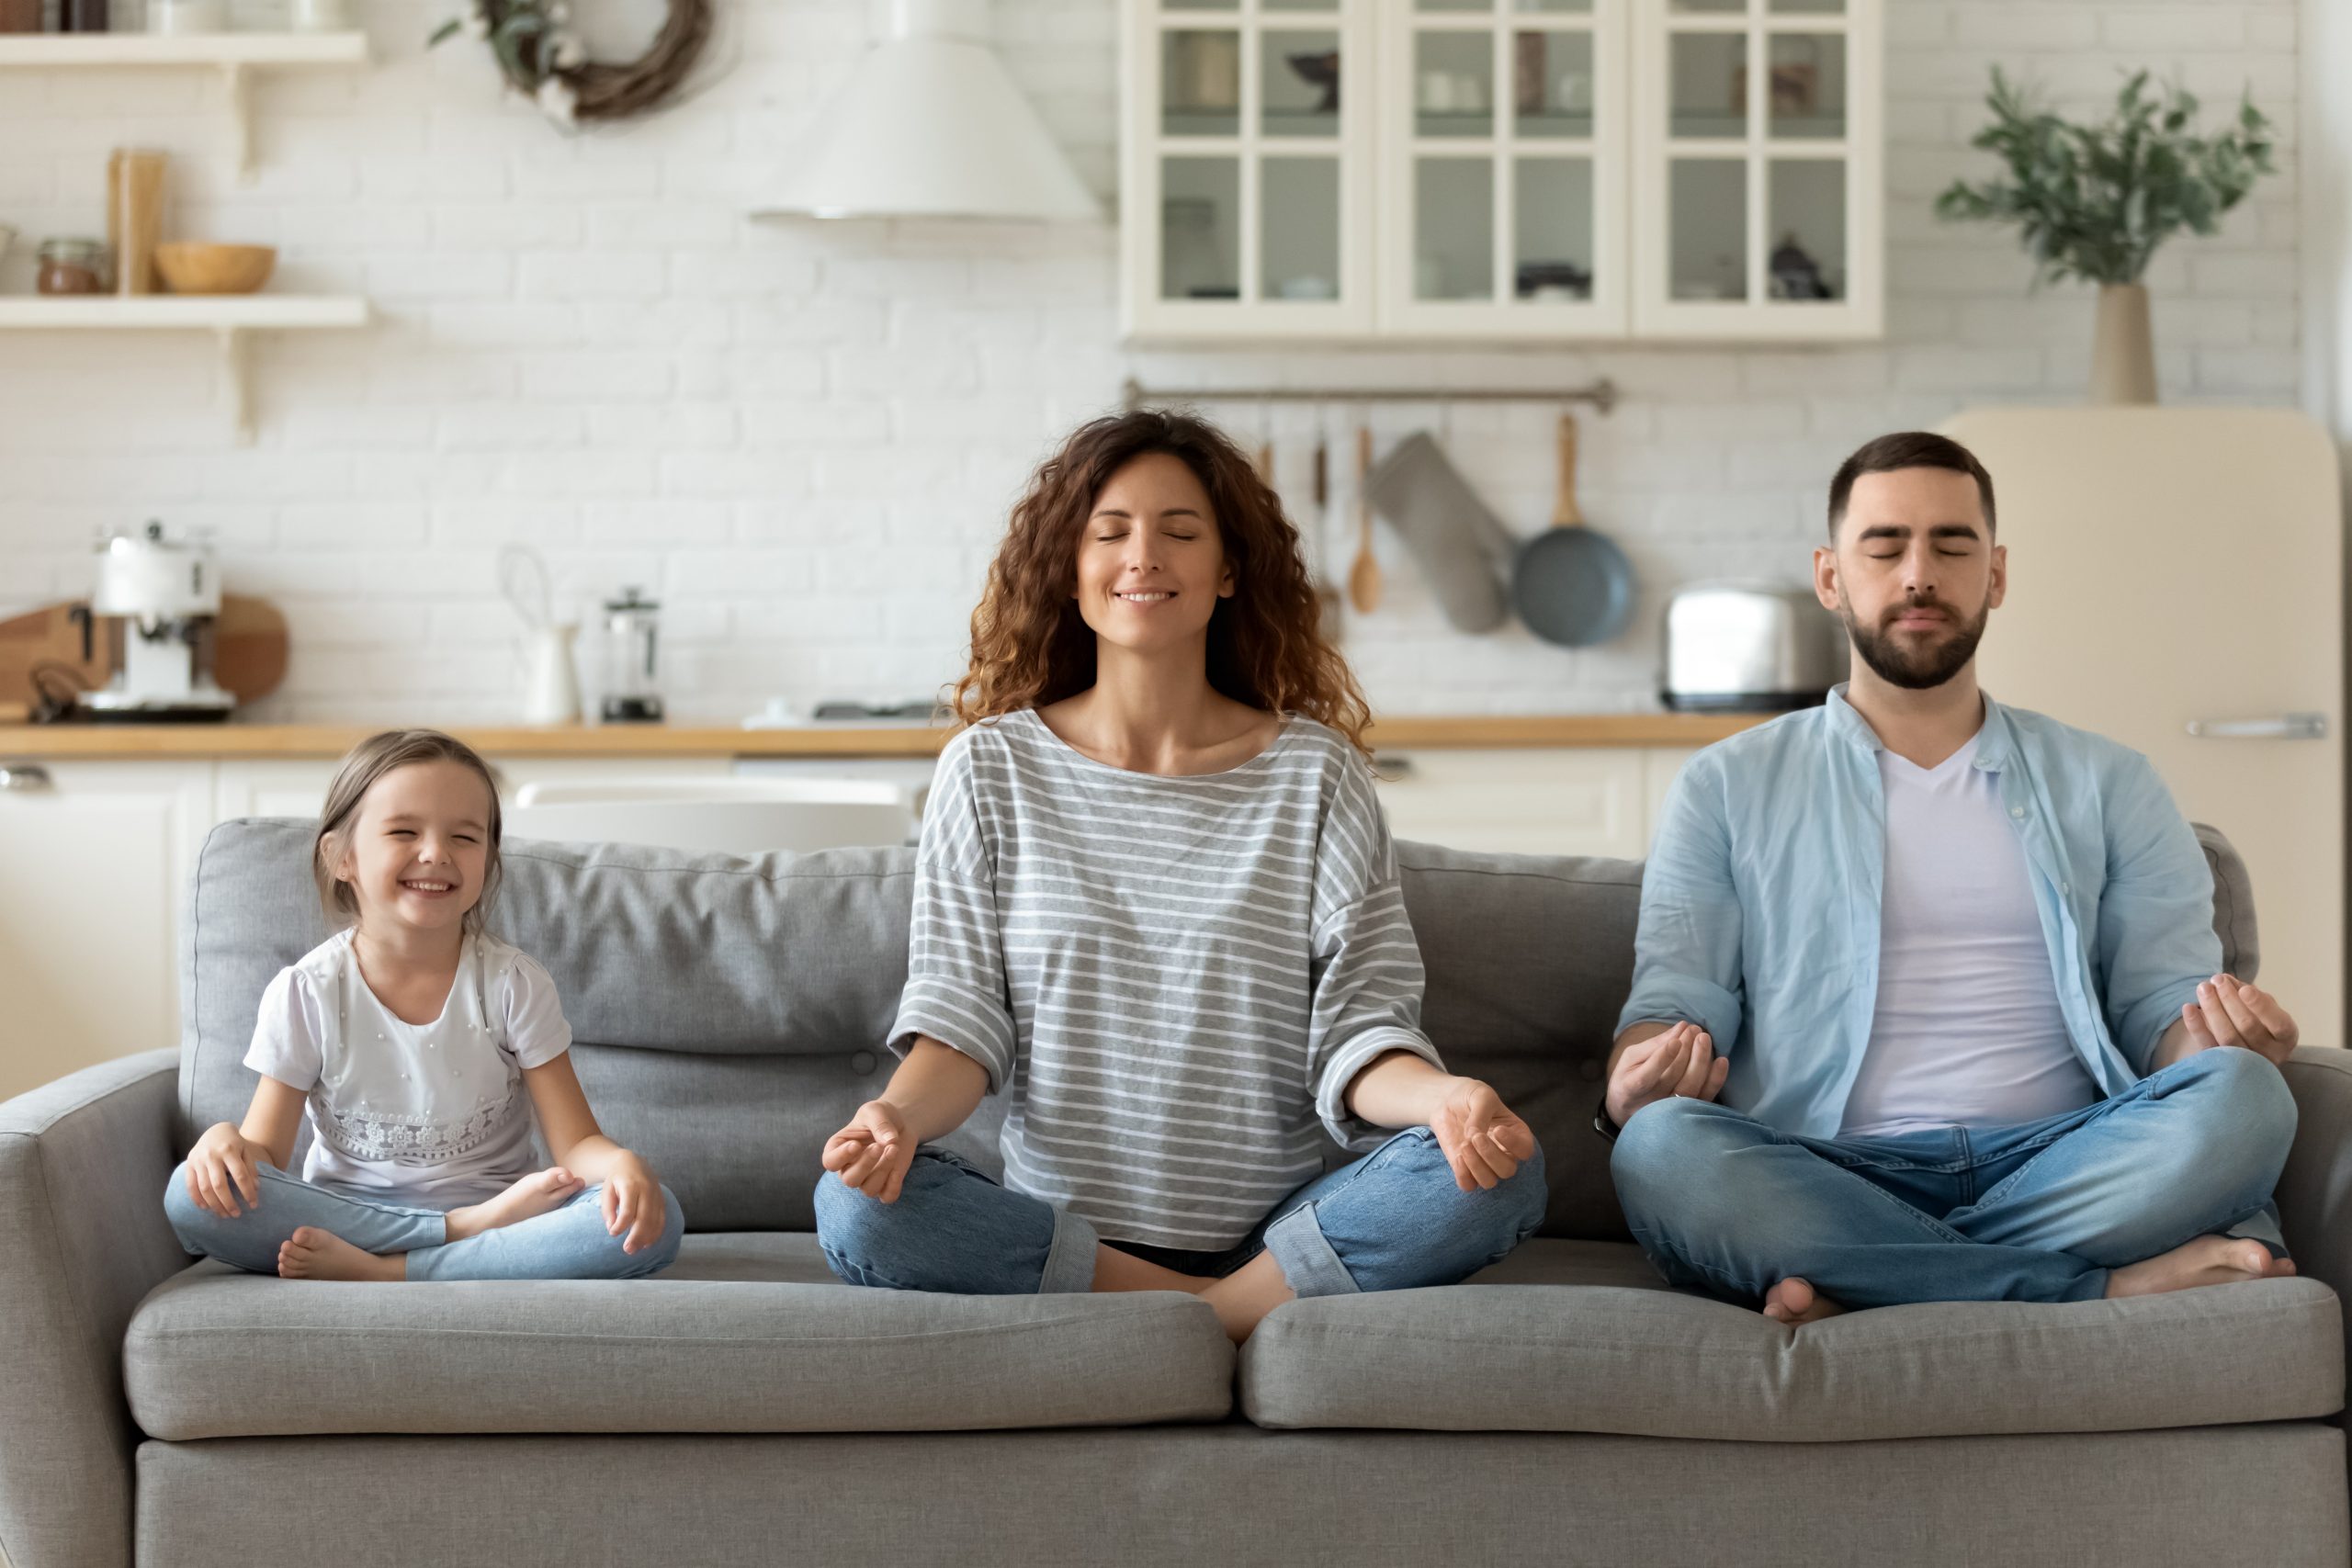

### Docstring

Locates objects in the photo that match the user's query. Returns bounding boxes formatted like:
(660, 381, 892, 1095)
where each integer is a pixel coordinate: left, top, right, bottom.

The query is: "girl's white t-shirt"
(243, 929, 573, 1209)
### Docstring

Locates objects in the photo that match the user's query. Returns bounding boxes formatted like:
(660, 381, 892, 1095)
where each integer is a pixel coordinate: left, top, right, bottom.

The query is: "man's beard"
(1840, 594, 1989, 691)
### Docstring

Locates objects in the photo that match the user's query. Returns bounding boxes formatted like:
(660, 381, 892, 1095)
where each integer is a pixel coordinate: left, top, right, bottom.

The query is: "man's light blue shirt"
(1616, 684, 2221, 1140)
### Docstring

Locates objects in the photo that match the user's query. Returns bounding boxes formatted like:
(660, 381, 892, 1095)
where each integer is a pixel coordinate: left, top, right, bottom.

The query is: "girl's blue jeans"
(164, 1159, 684, 1281)
(1610, 1047, 2295, 1308)
(813, 1126, 1548, 1296)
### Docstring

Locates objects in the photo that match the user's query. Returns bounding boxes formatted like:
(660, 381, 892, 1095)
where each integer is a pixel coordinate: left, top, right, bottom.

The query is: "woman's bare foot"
(2106, 1235, 2296, 1299)
(443, 1167, 584, 1243)
(279, 1226, 404, 1281)
(1761, 1276, 1846, 1326)
(1194, 1251, 1297, 1344)
(1091, 1244, 1211, 1294)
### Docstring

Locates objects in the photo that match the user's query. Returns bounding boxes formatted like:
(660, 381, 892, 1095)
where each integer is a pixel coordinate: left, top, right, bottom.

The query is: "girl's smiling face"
(332, 760, 494, 937)
(1073, 452, 1235, 653)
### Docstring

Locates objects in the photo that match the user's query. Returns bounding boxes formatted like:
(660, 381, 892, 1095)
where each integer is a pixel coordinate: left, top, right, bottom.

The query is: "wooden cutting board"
(0, 594, 288, 715)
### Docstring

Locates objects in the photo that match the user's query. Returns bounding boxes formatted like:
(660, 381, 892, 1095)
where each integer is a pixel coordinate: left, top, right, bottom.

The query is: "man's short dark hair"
(1826, 432, 1996, 539)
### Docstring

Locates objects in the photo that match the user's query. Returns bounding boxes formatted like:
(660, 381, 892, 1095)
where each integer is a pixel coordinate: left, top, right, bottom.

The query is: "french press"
(598, 586, 664, 724)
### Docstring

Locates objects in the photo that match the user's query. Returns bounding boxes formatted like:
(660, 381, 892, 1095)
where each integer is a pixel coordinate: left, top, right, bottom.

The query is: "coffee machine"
(76, 520, 235, 722)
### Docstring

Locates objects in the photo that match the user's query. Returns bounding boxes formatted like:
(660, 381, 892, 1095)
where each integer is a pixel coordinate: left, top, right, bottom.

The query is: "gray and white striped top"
(888, 707, 1443, 1250)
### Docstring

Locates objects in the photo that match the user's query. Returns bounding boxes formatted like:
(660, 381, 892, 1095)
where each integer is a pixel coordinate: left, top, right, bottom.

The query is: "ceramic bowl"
(153, 242, 276, 295)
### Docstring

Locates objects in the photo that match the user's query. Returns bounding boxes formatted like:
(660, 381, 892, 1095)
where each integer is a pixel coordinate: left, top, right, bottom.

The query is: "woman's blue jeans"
(1610, 1047, 2296, 1308)
(164, 1160, 684, 1281)
(813, 1126, 1548, 1296)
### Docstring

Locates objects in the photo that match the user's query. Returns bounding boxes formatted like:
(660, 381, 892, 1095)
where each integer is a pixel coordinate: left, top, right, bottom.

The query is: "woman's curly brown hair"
(950, 410, 1373, 754)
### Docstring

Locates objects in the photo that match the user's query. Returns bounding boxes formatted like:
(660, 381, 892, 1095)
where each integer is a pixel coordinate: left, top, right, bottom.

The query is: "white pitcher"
(519, 623, 582, 726)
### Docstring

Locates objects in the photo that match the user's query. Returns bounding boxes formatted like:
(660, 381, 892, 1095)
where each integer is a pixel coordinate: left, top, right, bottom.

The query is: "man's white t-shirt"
(1838, 729, 2102, 1139)
(243, 928, 572, 1208)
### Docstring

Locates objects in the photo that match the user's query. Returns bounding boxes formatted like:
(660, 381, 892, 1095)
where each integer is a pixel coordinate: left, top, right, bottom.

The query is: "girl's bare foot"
(279, 1226, 404, 1281)
(443, 1167, 584, 1243)
(2106, 1235, 2296, 1299)
(1761, 1276, 1846, 1325)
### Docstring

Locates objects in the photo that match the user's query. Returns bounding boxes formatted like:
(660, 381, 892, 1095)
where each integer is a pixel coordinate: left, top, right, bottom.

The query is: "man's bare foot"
(443, 1167, 584, 1243)
(2106, 1235, 2296, 1299)
(278, 1226, 405, 1281)
(1761, 1276, 1846, 1326)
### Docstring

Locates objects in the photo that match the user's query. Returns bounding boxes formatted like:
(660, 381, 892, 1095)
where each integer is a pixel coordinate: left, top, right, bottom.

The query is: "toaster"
(1661, 581, 1848, 712)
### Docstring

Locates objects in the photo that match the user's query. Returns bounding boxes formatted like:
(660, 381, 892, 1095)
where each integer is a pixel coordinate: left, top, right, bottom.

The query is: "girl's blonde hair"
(313, 728, 503, 934)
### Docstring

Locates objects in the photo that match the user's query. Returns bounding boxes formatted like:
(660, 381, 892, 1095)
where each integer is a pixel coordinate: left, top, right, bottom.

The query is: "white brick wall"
(0, 0, 2306, 722)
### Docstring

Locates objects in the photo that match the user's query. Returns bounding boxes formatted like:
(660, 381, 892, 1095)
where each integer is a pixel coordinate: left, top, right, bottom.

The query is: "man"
(1605, 430, 2301, 1324)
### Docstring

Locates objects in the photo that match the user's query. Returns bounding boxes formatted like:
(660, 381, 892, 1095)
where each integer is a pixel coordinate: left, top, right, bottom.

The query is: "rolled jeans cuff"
(1263, 1201, 1360, 1299)
(1038, 1202, 1100, 1293)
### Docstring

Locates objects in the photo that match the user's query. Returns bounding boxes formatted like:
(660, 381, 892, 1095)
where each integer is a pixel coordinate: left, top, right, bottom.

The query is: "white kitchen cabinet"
(1376, 0, 1628, 336)
(213, 755, 736, 825)
(0, 759, 214, 1101)
(1121, 0, 1379, 339)
(1629, 0, 1881, 337)
(1120, 0, 1879, 344)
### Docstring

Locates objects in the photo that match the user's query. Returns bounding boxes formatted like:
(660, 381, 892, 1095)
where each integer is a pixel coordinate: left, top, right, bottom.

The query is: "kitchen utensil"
(1361, 431, 1514, 633)
(210, 593, 289, 703)
(1307, 433, 1340, 639)
(107, 150, 167, 297)
(598, 586, 664, 724)
(498, 544, 553, 630)
(0, 225, 15, 267)
(1346, 427, 1381, 615)
(1512, 412, 1635, 647)
(521, 623, 582, 726)
(153, 243, 275, 296)
(1662, 581, 1843, 712)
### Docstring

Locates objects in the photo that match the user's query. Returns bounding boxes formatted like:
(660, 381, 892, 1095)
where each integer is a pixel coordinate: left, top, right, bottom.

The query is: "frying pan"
(1513, 412, 1634, 647)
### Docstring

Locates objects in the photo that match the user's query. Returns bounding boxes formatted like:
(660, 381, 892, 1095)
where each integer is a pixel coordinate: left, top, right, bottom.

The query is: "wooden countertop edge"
(0, 712, 1772, 759)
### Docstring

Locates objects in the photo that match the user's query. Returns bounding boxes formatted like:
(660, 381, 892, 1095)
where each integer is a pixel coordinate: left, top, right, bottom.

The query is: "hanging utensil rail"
(1119, 377, 1621, 416)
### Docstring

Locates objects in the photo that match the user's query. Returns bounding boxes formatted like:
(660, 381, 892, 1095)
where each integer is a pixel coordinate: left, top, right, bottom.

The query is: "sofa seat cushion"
(1242, 1239, 2345, 1441)
(125, 1233, 1233, 1440)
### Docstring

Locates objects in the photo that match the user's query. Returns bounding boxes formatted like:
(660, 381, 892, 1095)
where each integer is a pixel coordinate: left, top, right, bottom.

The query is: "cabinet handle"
(0, 764, 53, 792)
(2185, 713, 2328, 740)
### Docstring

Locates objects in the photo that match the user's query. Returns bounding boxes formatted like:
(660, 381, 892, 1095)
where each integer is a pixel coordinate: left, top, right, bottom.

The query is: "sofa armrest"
(0, 1051, 186, 1568)
(2278, 1047, 2352, 1404)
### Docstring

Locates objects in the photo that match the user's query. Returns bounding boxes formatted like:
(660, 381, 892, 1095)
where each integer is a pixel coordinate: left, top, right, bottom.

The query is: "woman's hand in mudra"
(822, 1100, 915, 1203)
(1430, 1077, 1538, 1193)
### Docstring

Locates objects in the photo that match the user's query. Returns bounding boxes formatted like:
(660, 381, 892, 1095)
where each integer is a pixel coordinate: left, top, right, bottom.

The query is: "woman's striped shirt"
(887, 706, 1443, 1250)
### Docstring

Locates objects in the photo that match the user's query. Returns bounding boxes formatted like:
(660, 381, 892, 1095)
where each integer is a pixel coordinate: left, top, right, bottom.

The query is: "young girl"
(164, 728, 682, 1281)
(813, 410, 1548, 1342)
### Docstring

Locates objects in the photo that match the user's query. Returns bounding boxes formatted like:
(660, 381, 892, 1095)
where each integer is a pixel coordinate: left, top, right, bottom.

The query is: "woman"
(812, 410, 1546, 1343)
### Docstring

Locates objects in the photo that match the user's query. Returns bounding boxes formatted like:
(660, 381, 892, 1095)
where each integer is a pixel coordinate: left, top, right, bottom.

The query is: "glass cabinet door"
(1633, 0, 1880, 337)
(1124, 0, 1376, 339)
(1374, 0, 1626, 336)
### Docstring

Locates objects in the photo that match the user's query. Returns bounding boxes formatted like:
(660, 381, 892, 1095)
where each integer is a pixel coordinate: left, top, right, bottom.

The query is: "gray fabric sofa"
(4, 817, 2348, 1568)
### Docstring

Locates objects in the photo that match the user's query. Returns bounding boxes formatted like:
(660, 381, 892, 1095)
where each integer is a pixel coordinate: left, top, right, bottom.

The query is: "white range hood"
(754, 0, 1102, 223)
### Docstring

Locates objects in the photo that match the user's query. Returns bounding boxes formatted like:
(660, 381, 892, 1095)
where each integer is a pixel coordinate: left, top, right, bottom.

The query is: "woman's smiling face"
(1073, 451, 1235, 654)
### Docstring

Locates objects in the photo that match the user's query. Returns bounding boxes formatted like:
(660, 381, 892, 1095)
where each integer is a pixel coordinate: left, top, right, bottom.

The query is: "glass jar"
(597, 586, 664, 723)
(36, 239, 107, 296)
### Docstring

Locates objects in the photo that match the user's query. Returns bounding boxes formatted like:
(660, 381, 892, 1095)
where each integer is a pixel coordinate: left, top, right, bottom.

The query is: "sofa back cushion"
(180, 818, 2256, 1241)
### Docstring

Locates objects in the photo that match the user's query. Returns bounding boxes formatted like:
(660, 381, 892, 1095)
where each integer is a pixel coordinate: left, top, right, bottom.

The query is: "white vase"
(519, 624, 582, 726)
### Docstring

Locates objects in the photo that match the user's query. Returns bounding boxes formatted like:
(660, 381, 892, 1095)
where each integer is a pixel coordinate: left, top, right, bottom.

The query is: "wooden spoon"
(1346, 426, 1381, 614)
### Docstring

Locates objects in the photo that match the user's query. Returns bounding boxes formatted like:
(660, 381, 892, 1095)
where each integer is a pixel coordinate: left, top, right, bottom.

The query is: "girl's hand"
(1430, 1078, 1539, 1193)
(187, 1122, 264, 1218)
(601, 1154, 668, 1255)
(821, 1100, 914, 1203)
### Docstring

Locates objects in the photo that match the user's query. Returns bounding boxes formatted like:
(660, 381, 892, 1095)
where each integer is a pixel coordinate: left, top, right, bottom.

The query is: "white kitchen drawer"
(1374, 747, 1647, 858)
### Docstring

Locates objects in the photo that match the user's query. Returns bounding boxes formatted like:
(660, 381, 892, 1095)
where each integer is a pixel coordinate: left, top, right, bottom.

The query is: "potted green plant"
(1936, 69, 2275, 405)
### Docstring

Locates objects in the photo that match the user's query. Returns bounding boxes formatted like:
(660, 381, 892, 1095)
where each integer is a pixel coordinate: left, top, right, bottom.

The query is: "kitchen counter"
(0, 712, 1771, 759)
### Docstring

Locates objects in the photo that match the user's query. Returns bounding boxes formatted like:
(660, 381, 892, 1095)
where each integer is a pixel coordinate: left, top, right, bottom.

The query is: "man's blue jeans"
(813, 1126, 1547, 1296)
(164, 1160, 684, 1281)
(1610, 1047, 2295, 1307)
